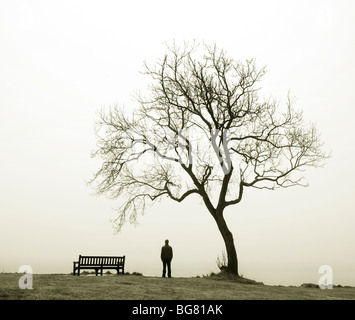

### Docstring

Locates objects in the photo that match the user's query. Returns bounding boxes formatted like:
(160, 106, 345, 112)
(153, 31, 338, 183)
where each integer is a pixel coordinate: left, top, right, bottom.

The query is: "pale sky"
(1, 0, 355, 287)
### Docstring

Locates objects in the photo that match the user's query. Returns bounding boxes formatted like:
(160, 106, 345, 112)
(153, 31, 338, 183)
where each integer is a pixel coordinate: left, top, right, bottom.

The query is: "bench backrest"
(79, 255, 125, 266)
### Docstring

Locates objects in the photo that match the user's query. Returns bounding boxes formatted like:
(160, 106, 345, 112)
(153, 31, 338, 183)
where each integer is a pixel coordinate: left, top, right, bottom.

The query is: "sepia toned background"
(1, 0, 354, 286)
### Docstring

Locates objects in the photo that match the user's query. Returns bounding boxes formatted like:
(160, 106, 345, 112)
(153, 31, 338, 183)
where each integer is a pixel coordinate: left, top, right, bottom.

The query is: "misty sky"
(1, 0, 355, 286)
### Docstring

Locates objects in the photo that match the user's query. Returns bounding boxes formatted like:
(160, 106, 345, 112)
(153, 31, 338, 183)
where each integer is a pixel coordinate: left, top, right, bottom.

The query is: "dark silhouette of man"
(161, 239, 173, 278)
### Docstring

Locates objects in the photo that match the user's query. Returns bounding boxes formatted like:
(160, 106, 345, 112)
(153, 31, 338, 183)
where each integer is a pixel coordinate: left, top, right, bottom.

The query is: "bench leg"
(73, 262, 79, 275)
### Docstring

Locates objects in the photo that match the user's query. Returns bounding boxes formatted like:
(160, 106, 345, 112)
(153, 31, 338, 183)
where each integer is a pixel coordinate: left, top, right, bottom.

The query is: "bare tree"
(90, 42, 329, 276)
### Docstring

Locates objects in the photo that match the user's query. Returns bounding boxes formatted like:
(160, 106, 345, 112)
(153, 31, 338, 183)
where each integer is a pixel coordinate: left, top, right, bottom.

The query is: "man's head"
(165, 239, 169, 245)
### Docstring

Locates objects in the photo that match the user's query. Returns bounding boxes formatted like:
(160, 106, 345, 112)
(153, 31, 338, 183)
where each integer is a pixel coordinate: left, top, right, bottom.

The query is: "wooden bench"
(73, 255, 125, 276)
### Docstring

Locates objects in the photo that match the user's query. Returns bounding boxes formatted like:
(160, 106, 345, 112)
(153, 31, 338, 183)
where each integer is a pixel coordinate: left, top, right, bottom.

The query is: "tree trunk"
(214, 213, 239, 276)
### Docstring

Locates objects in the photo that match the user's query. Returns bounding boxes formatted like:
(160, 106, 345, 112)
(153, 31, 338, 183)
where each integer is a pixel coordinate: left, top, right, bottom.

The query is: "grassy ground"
(0, 273, 354, 300)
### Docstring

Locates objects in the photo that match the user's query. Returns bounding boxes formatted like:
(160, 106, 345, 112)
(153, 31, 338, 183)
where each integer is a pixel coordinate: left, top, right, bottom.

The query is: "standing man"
(161, 239, 173, 278)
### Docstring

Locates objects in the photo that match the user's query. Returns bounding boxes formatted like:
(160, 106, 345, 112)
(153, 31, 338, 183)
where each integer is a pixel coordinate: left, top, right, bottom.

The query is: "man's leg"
(167, 261, 171, 278)
(162, 261, 166, 277)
